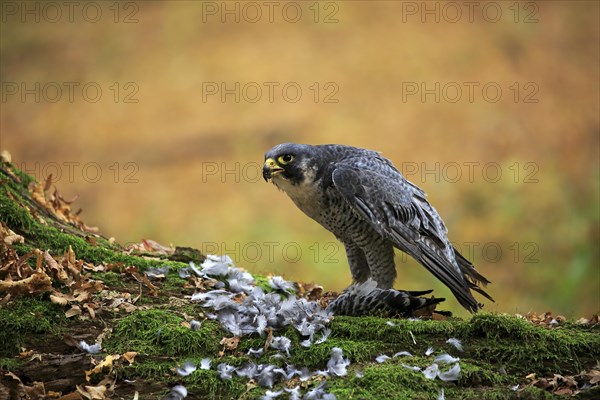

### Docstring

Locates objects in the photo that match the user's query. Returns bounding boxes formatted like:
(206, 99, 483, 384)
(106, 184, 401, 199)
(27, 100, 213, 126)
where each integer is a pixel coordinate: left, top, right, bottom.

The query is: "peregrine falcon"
(262, 143, 493, 313)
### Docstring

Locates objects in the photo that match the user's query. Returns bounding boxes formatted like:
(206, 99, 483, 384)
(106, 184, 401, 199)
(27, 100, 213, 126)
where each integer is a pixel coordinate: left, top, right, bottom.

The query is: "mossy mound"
(1, 161, 598, 399)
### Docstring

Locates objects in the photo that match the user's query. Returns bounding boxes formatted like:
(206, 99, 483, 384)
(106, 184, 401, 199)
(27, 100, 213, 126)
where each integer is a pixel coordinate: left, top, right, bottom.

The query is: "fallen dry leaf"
(220, 336, 240, 351)
(126, 268, 159, 296)
(23, 381, 46, 399)
(44, 250, 69, 283)
(0, 271, 52, 296)
(1, 149, 11, 162)
(264, 327, 274, 352)
(297, 282, 324, 300)
(65, 305, 82, 318)
(85, 355, 114, 382)
(76, 384, 107, 400)
(4, 233, 24, 245)
(588, 369, 600, 385)
(63, 333, 81, 349)
(124, 239, 174, 255)
(18, 349, 34, 358)
(83, 303, 97, 319)
(57, 391, 84, 399)
(50, 292, 71, 305)
(2, 371, 46, 399)
(122, 351, 138, 364)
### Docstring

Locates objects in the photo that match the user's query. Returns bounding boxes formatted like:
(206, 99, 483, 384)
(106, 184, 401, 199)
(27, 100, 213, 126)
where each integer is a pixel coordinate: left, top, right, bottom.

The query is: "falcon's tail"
(416, 244, 493, 313)
(454, 249, 494, 303)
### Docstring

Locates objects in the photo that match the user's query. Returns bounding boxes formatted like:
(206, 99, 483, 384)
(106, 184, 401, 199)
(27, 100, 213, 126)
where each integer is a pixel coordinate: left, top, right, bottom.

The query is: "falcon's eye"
(278, 154, 294, 165)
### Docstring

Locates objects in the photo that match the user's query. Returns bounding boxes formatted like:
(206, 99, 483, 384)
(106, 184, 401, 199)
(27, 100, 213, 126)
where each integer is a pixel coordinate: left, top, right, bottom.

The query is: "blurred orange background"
(1, 1, 598, 317)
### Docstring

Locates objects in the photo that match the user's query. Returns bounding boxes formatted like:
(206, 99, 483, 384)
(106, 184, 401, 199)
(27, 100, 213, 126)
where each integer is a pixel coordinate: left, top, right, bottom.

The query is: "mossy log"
(1, 161, 599, 400)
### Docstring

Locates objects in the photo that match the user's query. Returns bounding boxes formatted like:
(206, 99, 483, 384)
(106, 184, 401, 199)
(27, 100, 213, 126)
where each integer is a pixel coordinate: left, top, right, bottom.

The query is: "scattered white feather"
(401, 363, 421, 371)
(285, 386, 302, 400)
(304, 381, 336, 400)
(214, 281, 225, 289)
(178, 268, 191, 278)
(270, 336, 292, 357)
(176, 360, 197, 377)
(438, 363, 461, 381)
(437, 388, 445, 400)
(295, 318, 316, 337)
(285, 365, 299, 380)
(269, 353, 286, 360)
(299, 367, 312, 381)
(228, 278, 249, 293)
(183, 255, 339, 399)
(201, 256, 230, 276)
(375, 354, 391, 363)
(392, 351, 413, 358)
(236, 362, 258, 378)
(188, 261, 204, 277)
(247, 347, 264, 358)
(434, 354, 460, 364)
(425, 347, 435, 356)
(327, 347, 350, 377)
(268, 276, 296, 292)
(200, 358, 211, 370)
(355, 370, 364, 378)
(315, 328, 332, 344)
(166, 385, 187, 400)
(409, 331, 417, 345)
(79, 340, 101, 354)
(314, 369, 330, 378)
(386, 321, 397, 326)
(423, 363, 439, 379)
(511, 384, 520, 391)
(216, 363, 236, 380)
(190, 320, 201, 331)
(145, 265, 169, 279)
(190, 290, 229, 302)
(446, 338, 463, 352)
(255, 315, 268, 336)
(256, 364, 279, 388)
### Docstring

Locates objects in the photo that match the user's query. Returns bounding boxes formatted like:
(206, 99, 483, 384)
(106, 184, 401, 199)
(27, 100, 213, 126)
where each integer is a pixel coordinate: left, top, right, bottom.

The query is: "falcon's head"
(262, 143, 319, 187)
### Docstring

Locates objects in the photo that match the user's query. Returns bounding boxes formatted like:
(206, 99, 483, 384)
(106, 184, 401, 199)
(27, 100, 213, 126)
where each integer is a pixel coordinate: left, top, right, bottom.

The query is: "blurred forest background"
(1, 1, 598, 317)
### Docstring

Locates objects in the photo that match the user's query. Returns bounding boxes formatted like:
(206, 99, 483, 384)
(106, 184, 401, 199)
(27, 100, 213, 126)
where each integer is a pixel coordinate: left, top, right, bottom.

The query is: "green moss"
(328, 363, 437, 399)
(0, 357, 24, 370)
(161, 274, 188, 292)
(464, 313, 600, 375)
(94, 271, 125, 288)
(457, 360, 514, 387)
(0, 186, 34, 234)
(331, 316, 455, 343)
(119, 357, 174, 380)
(181, 369, 248, 399)
(0, 297, 68, 357)
(104, 309, 223, 357)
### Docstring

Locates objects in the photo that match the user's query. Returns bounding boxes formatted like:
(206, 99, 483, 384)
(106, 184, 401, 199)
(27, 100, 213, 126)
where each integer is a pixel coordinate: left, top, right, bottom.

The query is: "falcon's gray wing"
(331, 157, 491, 313)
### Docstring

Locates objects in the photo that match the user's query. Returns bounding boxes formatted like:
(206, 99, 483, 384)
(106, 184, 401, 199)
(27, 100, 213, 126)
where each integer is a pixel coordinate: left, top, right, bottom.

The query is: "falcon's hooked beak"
(263, 158, 284, 182)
